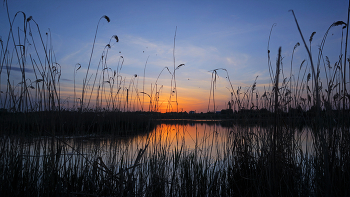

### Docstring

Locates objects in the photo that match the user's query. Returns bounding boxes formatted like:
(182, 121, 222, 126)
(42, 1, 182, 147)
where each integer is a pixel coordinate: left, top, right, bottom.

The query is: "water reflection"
(19, 121, 316, 166)
(4, 121, 348, 196)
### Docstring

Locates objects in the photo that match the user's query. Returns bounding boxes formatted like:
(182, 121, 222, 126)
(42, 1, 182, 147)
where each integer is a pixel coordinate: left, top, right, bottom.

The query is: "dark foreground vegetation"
(1, 114, 350, 197)
(1, 107, 350, 136)
(0, 111, 153, 136)
(1, 0, 350, 196)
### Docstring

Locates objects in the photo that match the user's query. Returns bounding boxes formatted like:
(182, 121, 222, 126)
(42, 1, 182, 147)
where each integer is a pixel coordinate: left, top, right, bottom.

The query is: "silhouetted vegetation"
(1, 0, 350, 196)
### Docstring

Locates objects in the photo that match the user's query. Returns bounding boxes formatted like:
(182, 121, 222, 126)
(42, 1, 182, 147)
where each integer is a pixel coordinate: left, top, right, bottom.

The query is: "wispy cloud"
(61, 78, 73, 82)
(8, 67, 34, 73)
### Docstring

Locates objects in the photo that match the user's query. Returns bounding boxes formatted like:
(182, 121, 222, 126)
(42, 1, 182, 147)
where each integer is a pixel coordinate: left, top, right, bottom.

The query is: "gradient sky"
(1, 0, 348, 113)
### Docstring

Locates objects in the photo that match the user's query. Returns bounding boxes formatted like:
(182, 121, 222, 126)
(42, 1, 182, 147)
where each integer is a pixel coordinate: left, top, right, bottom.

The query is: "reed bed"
(1, 122, 350, 196)
(1, 1, 350, 196)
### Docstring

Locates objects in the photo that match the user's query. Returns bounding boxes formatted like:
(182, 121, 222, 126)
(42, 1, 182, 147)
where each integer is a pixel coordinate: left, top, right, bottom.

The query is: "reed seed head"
(103, 15, 110, 23)
(294, 42, 300, 50)
(309, 32, 316, 43)
(113, 35, 119, 42)
(307, 73, 311, 82)
(76, 63, 81, 71)
(325, 56, 331, 69)
(333, 21, 346, 27)
(26, 16, 32, 22)
(176, 64, 185, 70)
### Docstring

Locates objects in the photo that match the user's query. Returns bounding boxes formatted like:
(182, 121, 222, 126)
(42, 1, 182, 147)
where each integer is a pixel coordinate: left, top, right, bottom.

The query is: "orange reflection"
(150, 123, 230, 156)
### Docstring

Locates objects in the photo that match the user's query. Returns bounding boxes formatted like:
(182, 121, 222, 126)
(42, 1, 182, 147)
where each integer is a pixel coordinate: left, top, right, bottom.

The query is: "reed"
(1, 1, 350, 196)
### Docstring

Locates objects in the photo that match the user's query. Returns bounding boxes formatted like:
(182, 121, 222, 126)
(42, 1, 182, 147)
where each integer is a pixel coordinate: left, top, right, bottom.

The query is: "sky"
(0, 0, 349, 113)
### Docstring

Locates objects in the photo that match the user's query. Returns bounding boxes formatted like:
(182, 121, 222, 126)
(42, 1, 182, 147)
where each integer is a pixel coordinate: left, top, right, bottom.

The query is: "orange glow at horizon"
(57, 79, 235, 112)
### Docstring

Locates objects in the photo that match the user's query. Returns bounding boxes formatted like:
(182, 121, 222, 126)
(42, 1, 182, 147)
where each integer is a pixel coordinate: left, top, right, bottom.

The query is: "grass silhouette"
(1, 1, 350, 196)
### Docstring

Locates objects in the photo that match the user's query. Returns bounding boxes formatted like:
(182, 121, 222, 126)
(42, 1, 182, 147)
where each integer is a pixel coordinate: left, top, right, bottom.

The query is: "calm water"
(18, 121, 315, 167)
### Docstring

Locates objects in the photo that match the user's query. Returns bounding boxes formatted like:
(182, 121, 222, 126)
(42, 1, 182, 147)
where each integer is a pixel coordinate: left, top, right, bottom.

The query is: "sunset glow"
(0, 0, 348, 112)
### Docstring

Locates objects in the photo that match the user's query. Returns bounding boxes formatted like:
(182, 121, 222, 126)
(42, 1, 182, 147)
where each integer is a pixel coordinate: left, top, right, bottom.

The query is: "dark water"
(18, 121, 315, 167)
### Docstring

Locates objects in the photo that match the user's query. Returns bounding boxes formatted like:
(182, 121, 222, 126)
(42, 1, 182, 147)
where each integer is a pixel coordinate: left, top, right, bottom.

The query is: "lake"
(3, 120, 348, 196)
(17, 120, 315, 168)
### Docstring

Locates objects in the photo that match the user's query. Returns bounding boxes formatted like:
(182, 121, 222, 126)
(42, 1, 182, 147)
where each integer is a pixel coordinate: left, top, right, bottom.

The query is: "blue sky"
(1, 0, 348, 112)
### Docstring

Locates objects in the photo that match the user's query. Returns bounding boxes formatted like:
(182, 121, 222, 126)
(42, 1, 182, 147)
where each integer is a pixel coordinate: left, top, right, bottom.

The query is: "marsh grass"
(1, 1, 350, 196)
(3, 120, 347, 197)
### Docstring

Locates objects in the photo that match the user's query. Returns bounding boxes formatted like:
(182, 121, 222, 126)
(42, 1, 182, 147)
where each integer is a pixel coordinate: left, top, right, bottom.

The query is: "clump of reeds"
(1, 0, 350, 196)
